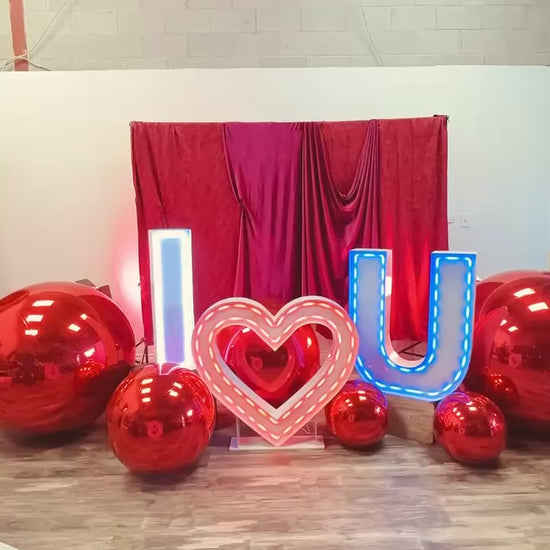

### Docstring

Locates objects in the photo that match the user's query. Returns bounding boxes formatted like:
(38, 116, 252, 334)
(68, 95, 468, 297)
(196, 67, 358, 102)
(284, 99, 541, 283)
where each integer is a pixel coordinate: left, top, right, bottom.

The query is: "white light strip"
(179, 229, 195, 366)
(150, 230, 166, 365)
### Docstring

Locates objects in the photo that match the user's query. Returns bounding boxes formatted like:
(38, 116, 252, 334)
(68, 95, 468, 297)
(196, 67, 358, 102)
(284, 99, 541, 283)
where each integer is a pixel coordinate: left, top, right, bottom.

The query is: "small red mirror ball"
(325, 380, 388, 448)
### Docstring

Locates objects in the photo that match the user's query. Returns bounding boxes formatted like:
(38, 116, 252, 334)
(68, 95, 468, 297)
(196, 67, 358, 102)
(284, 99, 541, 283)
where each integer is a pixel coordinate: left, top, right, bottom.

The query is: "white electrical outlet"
(460, 213, 471, 228)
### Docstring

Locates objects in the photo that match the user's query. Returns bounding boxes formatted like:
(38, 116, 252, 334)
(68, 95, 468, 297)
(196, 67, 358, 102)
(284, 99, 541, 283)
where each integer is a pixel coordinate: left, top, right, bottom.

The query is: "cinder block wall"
(1, 0, 549, 70)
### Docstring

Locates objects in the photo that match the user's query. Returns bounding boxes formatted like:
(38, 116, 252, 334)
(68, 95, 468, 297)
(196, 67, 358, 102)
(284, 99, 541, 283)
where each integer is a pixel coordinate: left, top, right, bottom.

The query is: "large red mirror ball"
(468, 274, 550, 435)
(216, 298, 321, 408)
(107, 364, 214, 473)
(474, 270, 545, 320)
(0, 282, 135, 434)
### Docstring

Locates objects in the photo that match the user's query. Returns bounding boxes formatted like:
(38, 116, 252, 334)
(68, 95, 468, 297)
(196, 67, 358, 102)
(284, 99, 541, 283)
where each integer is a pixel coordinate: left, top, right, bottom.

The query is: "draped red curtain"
(131, 122, 239, 342)
(378, 117, 448, 340)
(301, 120, 380, 307)
(131, 117, 447, 344)
(223, 123, 303, 303)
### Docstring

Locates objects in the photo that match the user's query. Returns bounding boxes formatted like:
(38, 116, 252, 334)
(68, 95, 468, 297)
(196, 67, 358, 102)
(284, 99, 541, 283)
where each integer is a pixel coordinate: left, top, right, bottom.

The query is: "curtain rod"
(130, 117, 451, 126)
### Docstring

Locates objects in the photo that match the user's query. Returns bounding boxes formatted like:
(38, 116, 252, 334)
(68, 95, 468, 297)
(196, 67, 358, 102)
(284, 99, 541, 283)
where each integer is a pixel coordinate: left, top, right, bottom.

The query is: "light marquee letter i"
(349, 249, 476, 401)
(149, 229, 195, 369)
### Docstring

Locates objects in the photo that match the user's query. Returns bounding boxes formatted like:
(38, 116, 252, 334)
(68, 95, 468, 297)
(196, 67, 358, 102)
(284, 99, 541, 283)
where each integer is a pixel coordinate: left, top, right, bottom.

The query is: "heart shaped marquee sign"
(192, 296, 359, 447)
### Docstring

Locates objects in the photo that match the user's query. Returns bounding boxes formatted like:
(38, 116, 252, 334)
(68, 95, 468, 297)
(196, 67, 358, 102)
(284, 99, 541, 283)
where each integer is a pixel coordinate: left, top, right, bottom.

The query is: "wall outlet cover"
(460, 213, 471, 228)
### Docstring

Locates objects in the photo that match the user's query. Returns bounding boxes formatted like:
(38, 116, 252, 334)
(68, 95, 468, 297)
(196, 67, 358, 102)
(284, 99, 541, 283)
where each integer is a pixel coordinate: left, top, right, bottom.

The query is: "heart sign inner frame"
(192, 296, 359, 447)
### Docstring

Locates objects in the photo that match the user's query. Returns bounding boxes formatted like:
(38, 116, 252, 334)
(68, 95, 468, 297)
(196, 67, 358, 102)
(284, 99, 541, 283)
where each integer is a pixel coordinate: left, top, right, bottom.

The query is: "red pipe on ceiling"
(9, 0, 29, 71)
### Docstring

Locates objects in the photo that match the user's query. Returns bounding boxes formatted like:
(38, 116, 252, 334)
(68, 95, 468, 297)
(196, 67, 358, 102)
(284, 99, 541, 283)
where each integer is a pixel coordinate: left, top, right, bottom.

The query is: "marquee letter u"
(348, 249, 476, 401)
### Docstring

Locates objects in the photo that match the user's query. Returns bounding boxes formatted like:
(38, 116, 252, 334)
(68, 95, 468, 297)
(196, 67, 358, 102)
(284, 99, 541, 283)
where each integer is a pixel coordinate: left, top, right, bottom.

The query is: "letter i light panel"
(349, 249, 476, 401)
(149, 229, 195, 369)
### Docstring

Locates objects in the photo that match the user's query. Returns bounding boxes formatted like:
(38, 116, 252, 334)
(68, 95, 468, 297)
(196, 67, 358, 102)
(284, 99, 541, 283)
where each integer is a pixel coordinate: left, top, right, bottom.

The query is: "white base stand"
(229, 417, 325, 451)
(229, 435, 325, 451)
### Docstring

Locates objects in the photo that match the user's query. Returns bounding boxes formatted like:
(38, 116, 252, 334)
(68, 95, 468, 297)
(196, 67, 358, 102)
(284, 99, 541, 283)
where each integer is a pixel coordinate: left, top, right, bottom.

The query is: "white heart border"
(192, 296, 358, 447)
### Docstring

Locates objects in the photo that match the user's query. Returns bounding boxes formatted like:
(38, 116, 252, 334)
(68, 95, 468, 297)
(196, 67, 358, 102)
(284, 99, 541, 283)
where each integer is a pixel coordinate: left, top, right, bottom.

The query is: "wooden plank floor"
(1, 421, 550, 550)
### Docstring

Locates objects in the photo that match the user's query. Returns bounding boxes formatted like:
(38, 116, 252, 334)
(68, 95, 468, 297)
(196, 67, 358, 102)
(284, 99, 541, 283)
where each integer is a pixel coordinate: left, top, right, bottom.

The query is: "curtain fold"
(223, 123, 303, 303)
(301, 120, 380, 306)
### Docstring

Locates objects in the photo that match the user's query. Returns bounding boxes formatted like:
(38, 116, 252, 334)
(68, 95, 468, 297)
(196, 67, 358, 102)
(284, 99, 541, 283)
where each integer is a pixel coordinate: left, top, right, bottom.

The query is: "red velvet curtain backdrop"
(131, 116, 447, 344)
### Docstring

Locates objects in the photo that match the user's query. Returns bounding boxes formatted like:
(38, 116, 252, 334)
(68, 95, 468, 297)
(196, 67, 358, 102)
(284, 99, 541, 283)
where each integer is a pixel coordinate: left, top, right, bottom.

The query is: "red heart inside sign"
(218, 325, 320, 407)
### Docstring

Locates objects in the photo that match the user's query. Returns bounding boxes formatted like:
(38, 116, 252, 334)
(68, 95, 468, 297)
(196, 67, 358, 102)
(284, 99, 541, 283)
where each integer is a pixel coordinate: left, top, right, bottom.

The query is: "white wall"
(0, 66, 549, 339)
(1, 0, 550, 71)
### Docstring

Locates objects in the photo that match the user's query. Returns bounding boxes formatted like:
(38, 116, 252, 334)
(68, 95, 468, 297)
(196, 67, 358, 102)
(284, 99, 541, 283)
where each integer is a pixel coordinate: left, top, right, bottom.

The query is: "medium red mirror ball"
(434, 391, 506, 464)
(0, 282, 135, 434)
(107, 364, 215, 473)
(325, 380, 388, 448)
